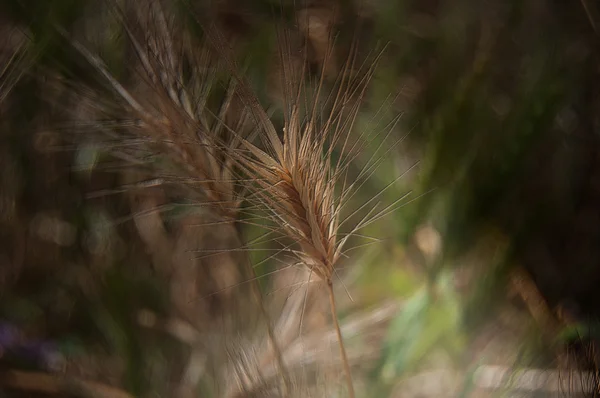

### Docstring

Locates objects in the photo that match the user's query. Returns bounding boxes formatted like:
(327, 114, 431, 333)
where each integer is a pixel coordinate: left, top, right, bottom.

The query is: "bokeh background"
(1, 0, 600, 396)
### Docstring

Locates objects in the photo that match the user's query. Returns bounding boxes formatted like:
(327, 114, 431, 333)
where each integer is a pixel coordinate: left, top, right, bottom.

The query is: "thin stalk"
(326, 279, 355, 398)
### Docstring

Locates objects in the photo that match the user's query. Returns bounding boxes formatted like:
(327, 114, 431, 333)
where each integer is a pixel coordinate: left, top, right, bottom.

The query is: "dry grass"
(198, 9, 401, 396)
(4, 1, 600, 397)
(64, 2, 247, 221)
(0, 1, 411, 396)
(55, 2, 298, 395)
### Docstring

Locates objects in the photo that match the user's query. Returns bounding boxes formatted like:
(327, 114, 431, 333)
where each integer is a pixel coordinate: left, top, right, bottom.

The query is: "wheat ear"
(200, 20, 389, 396)
(231, 107, 357, 397)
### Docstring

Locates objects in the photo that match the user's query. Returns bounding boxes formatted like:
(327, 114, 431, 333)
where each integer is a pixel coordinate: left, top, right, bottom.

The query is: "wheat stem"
(327, 279, 355, 398)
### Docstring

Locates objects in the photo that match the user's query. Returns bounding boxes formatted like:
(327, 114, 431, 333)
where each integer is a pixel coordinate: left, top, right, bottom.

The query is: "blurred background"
(1, 0, 600, 396)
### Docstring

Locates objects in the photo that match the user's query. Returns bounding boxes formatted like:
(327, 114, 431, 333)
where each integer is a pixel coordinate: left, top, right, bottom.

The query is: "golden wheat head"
(235, 112, 339, 282)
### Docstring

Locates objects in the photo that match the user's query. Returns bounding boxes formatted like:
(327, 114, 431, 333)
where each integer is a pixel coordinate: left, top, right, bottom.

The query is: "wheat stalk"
(65, 9, 244, 219)
(55, 1, 299, 395)
(230, 102, 358, 396)
(195, 10, 396, 395)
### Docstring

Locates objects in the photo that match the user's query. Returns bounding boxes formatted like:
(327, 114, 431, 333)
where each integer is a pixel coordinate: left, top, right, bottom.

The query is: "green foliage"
(372, 272, 463, 385)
